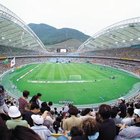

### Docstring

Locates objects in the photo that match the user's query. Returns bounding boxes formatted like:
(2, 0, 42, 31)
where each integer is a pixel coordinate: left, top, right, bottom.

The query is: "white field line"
(17, 65, 39, 81)
(27, 80, 100, 84)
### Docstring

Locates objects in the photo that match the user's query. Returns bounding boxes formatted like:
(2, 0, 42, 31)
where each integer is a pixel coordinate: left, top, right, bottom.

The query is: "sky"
(0, 0, 140, 36)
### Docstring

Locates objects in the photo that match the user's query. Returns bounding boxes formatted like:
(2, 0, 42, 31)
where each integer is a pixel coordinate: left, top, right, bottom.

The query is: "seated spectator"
(30, 93, 42, 108)
(116, 108, 140, 139)
(70, 126, 85, 140)
(36, 93, 42, 108)
(121, 107, 134, 126)
(54, 107, 58, 116)
(18, 90, 30, 115)
(23, 103, 40, 127)
(48, 101, 53, 111)
(31, 114, 56, 140)
(0, 115, 6, 127)
(6, 106, 29, 129)
(0, 85, 9, 114)
(30, 95, 38, 105)
(0, 125, 41, 140)
(80, 108, 95, 121)
(118, 97, 127, 118)
(97, 104, 116, 140)
(41, 102, 51, 113)
(53, 116, 62, 133)
(82, 118, 99, 140)
(63, 106, 82, 132)
(43, 111, 56, 132)
(110, 106, 122, 124)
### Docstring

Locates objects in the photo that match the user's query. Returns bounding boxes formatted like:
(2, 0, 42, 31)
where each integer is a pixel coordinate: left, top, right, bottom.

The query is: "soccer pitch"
(2, 62, 140, 106)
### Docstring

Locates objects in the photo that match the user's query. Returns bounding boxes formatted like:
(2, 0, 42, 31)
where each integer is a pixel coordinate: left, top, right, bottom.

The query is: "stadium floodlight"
(2, 36, 5, 40)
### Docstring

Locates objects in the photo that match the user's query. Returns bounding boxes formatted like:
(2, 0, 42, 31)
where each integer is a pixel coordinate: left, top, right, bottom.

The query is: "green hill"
(28, 23, 90, 45)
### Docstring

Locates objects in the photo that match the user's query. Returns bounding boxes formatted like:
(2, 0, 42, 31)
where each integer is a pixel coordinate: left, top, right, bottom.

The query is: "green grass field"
(2, 62, 140, 106)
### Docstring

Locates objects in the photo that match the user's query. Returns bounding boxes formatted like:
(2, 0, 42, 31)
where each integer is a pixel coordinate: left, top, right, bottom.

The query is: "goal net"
(69, 75, 82, 80)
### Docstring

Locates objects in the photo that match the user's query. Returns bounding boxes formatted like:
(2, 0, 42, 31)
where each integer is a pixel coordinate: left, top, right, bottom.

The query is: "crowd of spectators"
(0, 45, 46, 56)
(0, 84, 140, 140)
(0, 46, 140, 139)
(84, 47, 140, 59)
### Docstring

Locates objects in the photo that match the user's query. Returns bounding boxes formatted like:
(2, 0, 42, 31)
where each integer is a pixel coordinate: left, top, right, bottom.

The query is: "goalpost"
(69, 75, 82, 80)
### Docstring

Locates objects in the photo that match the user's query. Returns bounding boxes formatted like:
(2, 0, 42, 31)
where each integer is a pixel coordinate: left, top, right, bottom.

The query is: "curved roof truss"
(0, 4, 46, 52)
(78, 17, 140, 52)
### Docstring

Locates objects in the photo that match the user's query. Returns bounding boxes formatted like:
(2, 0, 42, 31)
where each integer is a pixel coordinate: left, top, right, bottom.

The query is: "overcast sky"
(0, 0, 140, 35)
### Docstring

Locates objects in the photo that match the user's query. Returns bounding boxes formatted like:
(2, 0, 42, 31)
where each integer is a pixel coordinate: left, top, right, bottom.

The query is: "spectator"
(18, 90, 30, 115)
(41, 102, 51, 113)
(116, 108, 140, 139)
(121, 107, 134, 126)
(36, 93, 42, 108)
(6, 106, 28, 129)
(0, 115, 6, 127)
(30, 95, 38, 105)
(82, 118, 99, 140)
(110, 106, 122, 124)
(0, 125, 42, 140)
(118, 97, 127, 118)
(53, 116, 62, 133)
(80, 108, 95, 121)
(63, 106, 82, 131)
(31, 114, 56, 140)
(48, 101, 53, 111)
(43, 110, 55, 131)
(0, 85, 8, 114)
(30, 93, 42, 108)
(97, 104, 116, 140)
(23, 103, 40, 127)
(70, 126, 85, 140)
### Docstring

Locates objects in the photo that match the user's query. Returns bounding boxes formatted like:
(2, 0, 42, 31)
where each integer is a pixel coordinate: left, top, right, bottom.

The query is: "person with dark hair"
(40, 102, 51, 113)
(62, 106, 82, 132)
(53, 116, 62, 133)
(23, 103, 40, 127)
(0, 85, 9, 114)
(135, 102, 140, 109)
(121, 107, 134, 126)
(30, 93, 42, 108)
(118, 97, 127, 118)
(0, 125, 42, 140)
(116, 108, 140, 139)
(36, 93, 42, 108)
(97, 104, 116, 140)
(0, 125, 9, 140)
(18, 90, 30, 114)
(70, 126, 85, 140)
(110, 106, 122, 124)
(82, 118, 99, 140)
(11, 125, 42, 140)
(0, 115, 6, 127)
(80, 108, 95, 121)
(30, 95, 38, 105)
(48, 101, 53, 110)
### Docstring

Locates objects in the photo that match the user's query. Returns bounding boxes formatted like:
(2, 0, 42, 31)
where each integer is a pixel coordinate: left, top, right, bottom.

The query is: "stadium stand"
(0, 3, 140, 140)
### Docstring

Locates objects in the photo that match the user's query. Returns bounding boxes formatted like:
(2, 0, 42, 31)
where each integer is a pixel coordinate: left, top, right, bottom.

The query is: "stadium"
(0, 3, 140, 108)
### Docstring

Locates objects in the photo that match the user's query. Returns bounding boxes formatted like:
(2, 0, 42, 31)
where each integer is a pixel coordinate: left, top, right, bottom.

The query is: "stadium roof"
(78, 17, 140, 52)
(0, 4, 46, 52)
